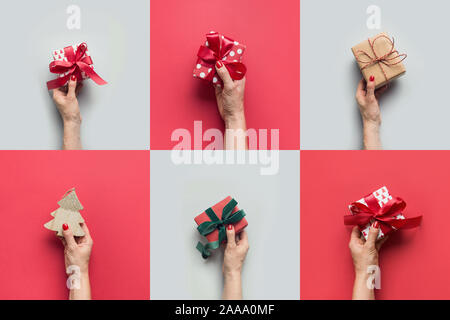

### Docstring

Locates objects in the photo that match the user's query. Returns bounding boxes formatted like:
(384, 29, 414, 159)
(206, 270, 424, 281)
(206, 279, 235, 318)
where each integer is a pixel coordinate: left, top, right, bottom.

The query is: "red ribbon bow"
(344, 193, 422, 232)
(197, 32, 247, 82)
(46, 43, 107, 90)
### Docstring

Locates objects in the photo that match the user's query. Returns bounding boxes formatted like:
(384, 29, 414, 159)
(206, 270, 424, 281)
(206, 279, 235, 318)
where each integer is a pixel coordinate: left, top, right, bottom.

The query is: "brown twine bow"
(355, 34, 407, 82)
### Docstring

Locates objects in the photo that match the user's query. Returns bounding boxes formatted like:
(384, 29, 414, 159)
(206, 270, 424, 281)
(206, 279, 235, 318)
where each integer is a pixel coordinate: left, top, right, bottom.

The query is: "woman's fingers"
(366, 224, 380, 248)
(376, 235, 389, 251)
(366, 76, 376, 99)
(80, 222, 93, 244)
(67, 76, 77, 99)
(226, 225, 236, 249)
(215, 62, 234, 90)
(62, 224, 77, 248)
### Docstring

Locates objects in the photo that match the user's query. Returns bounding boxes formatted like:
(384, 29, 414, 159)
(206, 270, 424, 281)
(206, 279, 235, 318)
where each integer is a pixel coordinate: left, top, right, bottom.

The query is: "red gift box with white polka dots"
(51, 43, 94, 85)
(193, 32, 246, 87)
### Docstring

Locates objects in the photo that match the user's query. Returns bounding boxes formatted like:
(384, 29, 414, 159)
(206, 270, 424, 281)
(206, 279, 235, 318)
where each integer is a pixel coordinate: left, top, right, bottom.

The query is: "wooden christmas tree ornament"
(44, 188, 85, 237)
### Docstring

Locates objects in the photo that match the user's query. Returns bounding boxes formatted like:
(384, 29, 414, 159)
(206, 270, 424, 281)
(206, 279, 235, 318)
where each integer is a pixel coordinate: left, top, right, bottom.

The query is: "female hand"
(61, 222, 93, 300)
(355, 76, 388, 150)
(215, 62, 247, 149)
(349, 223, 388, 300)
(52, 76, 83, 150)
(222, 226, 249, 300)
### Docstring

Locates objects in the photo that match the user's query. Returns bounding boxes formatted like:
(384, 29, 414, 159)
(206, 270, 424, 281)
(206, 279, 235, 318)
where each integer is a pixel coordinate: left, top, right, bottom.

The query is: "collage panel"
(150, 151, 299, 299)
(0, 151, 150, 299)
(150, 0, 299, 150)
(0, 0, 149, 150)
(301, 0, 450, 150)
(301, 151, 450, 300)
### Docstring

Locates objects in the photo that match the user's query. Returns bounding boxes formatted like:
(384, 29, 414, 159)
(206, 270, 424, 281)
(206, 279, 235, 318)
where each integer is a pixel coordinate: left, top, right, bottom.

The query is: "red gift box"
(193, 31, 247, 87)
(344, 186, 422, 240)
(194, 196, 248, 244)
(46, 42, 107, 90)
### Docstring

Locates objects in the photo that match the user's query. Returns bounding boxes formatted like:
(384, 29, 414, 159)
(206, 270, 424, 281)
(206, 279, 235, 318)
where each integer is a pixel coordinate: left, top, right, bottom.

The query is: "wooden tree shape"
(44, 188, 85, 237)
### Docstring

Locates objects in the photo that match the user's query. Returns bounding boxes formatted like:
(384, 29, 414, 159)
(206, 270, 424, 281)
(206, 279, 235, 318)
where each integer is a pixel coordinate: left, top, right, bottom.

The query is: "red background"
(0, 151, 149, 300)
(301, 151, 450, 300)
(150, 0, 300, 150)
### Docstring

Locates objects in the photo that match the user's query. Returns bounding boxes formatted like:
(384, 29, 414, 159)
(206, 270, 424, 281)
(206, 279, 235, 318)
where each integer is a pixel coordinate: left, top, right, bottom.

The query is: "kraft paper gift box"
(195, 196, 248, 258)
(352, 32, 407, 89)
(193, 31, 247, 87)
(345, 186, 422, 240)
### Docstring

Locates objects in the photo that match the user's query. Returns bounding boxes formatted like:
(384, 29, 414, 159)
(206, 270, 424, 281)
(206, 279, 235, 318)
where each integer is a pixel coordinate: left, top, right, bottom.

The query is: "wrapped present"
(344, 186, 422, 240)
(193, 31, 247, 87)
(195, 196, 248, 259)
(46, 42, 107, 90)
(352, 33, 407, 89)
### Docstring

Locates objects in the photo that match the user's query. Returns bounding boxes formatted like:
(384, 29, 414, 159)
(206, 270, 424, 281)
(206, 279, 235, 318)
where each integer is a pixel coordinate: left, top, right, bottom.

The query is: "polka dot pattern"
(193, 33, 247, 87)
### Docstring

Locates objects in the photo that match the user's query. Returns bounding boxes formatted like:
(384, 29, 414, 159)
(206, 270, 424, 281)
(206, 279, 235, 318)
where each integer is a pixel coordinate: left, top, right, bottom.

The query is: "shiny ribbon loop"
(47, 43, 107, 90)
(196, 198, 246, 259)
(197, 32, 247, 82)
(344, 193, 422, 231)
(355, 34, 407, 82)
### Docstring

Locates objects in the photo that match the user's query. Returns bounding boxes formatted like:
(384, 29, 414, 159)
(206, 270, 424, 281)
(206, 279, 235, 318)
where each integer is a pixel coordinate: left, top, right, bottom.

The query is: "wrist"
(224, 269, 242, 281)
(62, 111, 82, 126)
(224, 110, 245, 129)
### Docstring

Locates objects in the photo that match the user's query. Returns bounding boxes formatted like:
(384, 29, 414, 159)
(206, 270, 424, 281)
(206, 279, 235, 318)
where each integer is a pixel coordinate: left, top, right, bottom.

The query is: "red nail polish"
(216, 61, 223, 68)
(372, 221, 380, 229)
(62, 223, 69, 231)
(227, 224, 233, 230)
(71, 75, 76, 81)
(370, 75, 375, 82)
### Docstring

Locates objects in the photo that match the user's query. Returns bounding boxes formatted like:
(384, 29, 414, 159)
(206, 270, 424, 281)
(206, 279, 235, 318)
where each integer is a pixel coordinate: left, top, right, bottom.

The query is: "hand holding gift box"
(352, 33, 407, 89)
(195, 196, 248, 259)
(193, 31, 247, 87)
(46, 42, 107, 90)
(344, 186, 422, 240)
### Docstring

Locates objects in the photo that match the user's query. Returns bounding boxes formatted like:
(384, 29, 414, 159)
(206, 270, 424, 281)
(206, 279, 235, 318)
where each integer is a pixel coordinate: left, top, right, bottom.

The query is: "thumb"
(67, 75, 77, 99)
(366, 75, 376, 99)
(366, 221, 380, 248)
(62, 223, 77, 248)
(226, 225, 236, 249)
(215, 61, 234, 90)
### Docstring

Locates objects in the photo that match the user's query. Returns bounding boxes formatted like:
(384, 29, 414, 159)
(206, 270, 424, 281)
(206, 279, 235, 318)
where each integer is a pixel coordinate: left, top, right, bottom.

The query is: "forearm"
(224, 112, 248, 150)
(63, 120, 82, 150)
(222, 272, 243, 300)
(352, 271, 375, 300)
(69, 271, 91, 300)
(362, 120, 382, 150)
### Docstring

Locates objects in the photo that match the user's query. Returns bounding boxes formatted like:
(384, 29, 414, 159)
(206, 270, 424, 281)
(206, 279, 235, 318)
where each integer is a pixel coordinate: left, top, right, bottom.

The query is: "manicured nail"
(216, 61, 223, 68)
(71, 75, 76, 81)
(227, 225, 233, 231)
(62, 223, 69, 231)
(372, 221, 380, 229)
(369, 75, 375, 82)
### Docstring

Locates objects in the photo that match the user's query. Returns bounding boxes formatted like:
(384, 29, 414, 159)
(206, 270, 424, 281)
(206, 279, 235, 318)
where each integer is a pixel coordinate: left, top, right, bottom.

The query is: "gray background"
(301, 0, 448, 150)
(0, 0, 149, 149)
(150, 151, 300, 300)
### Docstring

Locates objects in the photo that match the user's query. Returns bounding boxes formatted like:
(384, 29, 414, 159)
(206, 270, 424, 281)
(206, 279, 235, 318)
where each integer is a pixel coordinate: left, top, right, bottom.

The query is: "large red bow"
(46, 43, 107, 90)
(344, 193, 422, 231)
(197, 32, 247, 82)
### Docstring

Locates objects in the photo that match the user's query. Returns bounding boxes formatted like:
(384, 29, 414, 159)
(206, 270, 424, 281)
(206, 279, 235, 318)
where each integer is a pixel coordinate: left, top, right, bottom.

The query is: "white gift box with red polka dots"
(349, 186, 405, 240)
(51, 43, 94, 83)
(193, 35, 246, 87)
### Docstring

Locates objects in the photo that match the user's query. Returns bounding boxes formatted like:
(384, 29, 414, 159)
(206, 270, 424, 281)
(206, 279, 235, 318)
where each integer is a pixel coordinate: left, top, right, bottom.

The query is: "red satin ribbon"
(344, 193, 422, 231)
(197, 32, 247, 82)
(47, 43, 107, 90)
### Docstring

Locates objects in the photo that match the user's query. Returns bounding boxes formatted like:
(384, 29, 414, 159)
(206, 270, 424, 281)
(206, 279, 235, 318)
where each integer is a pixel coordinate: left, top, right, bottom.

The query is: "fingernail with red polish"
(372, 221, 380, 229)
(370, 75, 375, 82)
(216, 61, 223, 68)
(71, 75, 76, 81)
(62, 223, 69, 230)
(227, 225, 233, 230)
